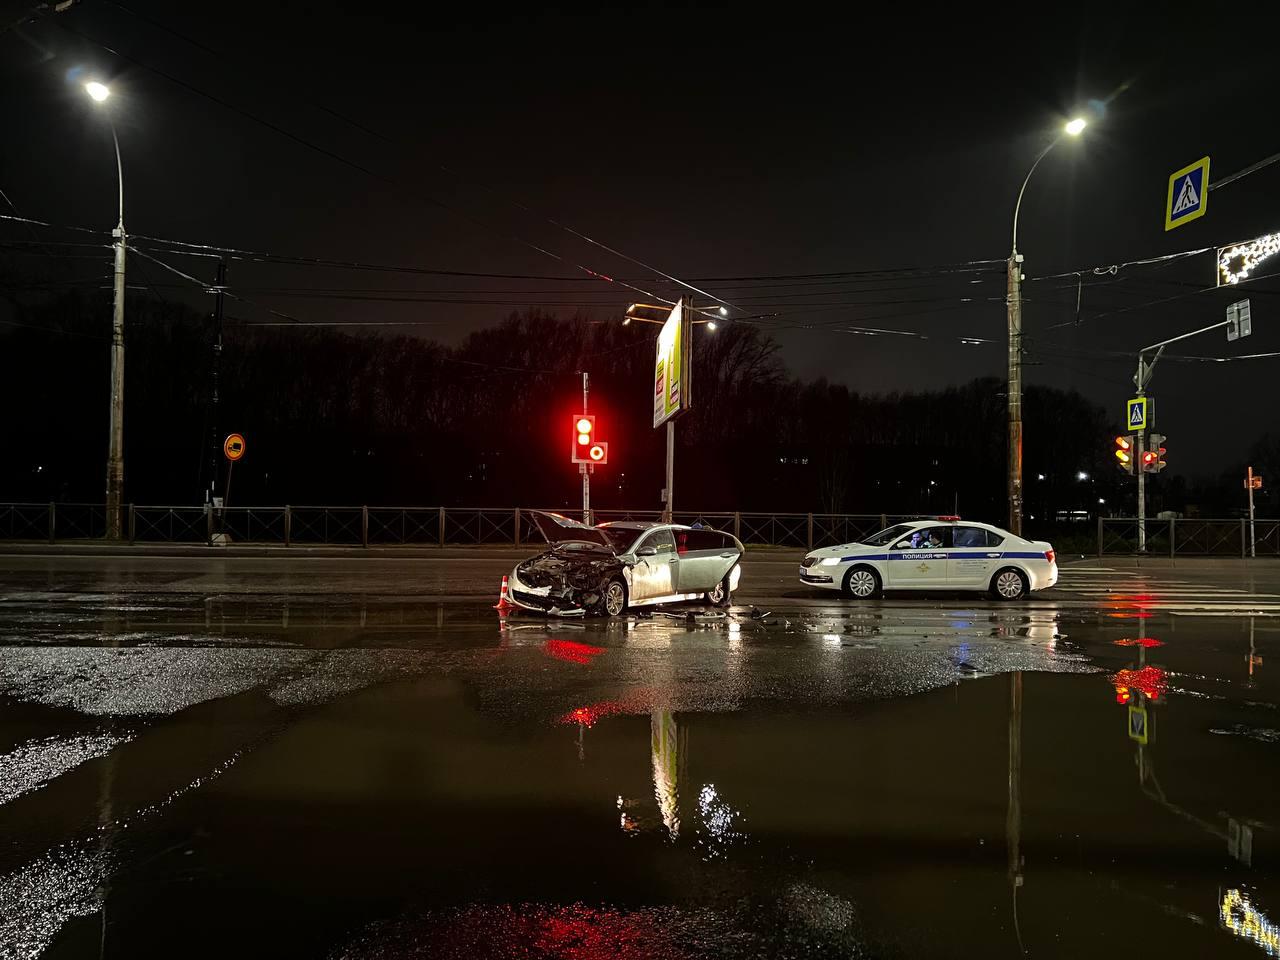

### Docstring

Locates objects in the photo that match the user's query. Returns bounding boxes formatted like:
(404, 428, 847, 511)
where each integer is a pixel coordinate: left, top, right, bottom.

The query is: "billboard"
(653, 301, 689, 428)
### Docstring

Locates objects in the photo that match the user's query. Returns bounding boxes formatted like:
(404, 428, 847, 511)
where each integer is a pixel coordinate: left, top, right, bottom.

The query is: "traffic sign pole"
(1247, 466, 1257, 559)
(581, 372, 590, 524)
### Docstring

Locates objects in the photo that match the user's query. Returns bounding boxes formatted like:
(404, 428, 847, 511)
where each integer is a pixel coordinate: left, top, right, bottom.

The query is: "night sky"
(3, 4, 1278, 475)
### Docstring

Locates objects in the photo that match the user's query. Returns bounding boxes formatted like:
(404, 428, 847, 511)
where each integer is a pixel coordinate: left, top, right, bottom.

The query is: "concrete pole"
(104, 125, 126, 540)
(1006, 253, 1023, 536)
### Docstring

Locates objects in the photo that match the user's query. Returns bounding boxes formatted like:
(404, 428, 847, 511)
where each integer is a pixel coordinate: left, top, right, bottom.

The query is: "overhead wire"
(52, 17, 729, 321)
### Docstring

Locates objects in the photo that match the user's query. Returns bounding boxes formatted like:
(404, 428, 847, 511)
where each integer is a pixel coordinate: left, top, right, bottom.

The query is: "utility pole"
(104, 126, 126, 540)
(207, 260, 226, 505)
(581, 372, 591, 524)
(1007, 253, 1024, 535)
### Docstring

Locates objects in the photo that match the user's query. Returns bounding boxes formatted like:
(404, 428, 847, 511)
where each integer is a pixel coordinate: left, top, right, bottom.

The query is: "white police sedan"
(799, 517, 1057, 601)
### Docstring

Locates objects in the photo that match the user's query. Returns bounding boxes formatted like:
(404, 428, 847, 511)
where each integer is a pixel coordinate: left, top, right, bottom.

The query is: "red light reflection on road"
(1112, 665, 1168, 702)
(543, 639, 605, 665)
(1107, 611, 1153, 619)
(1113, 637, 1165, 648)
(558, 701, 621, 728)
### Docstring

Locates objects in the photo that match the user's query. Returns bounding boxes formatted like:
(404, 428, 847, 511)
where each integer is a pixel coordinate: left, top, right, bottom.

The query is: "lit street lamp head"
(85, 81, 111, 103)
(1064, 117, 1086, 136)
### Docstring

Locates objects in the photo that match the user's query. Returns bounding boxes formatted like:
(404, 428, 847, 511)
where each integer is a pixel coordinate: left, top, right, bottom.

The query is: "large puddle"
(0, 594, 1277, 958)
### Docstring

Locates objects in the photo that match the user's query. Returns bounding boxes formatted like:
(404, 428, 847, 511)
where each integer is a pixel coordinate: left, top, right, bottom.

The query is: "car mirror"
(894, 540, 913, 549)
(637, 546, 658, 557)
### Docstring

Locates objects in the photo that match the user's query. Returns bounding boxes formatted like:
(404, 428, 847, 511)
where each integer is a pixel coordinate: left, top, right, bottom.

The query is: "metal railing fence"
(0, 502, 908, 549)
(6, 503, 1273, 555)
(1097, 517, 1280, 557)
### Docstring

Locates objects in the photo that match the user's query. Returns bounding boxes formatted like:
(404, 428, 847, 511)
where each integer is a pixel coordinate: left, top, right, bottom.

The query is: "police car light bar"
(935, 515, 961, 521)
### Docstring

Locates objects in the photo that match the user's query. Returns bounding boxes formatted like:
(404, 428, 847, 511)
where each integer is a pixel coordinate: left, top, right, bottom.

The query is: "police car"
(799, 517, 1057, 600)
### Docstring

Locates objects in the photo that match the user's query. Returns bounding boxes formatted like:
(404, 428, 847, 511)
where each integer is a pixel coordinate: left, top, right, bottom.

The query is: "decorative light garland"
(1219, 232, 1280, 285)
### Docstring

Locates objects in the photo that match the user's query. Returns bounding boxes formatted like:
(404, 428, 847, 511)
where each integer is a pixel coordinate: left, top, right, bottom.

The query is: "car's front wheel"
(602, 578, 628, 617)
(842, 565, 882, 600)
(990, 567, 1029, 601)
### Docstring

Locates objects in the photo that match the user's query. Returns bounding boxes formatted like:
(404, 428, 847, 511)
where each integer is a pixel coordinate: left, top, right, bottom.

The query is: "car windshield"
(861, 523, 917, 547)
(597, 527, 643, 553)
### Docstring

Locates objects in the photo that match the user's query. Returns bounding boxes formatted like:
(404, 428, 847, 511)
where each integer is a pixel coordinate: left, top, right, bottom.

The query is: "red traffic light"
(570, 415, 607, 464)
(1141, 451, 1158, 465)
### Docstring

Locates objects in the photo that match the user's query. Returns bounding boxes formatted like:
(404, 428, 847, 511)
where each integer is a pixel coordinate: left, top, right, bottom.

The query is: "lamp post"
(86, 80, 127, 539)
(1006, 116, 1086, 536)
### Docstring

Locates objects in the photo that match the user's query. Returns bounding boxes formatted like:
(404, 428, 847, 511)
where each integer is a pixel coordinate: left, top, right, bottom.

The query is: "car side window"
(640, 529, 676, 555)
(985, 530, 1005, 547)
(680, 529, 724, 552)
(901, 526, 952, 549)
(953, 526, 988, 548)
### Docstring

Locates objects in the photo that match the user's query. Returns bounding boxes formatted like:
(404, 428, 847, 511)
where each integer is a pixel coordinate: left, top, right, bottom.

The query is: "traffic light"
(1147, 433, 1167, 473)
(1114, 435, 1134, 474)
(570, 415, 608, 464)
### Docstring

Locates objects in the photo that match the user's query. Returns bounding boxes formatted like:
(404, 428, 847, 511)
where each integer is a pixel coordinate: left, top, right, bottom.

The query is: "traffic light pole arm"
(1135, 317, 1235, 394)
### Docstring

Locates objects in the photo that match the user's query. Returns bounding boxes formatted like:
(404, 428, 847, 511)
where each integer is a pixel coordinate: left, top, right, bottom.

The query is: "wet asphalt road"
(2, 551, 1280, 959)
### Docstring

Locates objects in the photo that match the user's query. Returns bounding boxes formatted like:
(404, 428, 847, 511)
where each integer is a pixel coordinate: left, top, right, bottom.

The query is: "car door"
(630, 528, 678, 601)
(947, 526, 1003, 586)
(673, 529, 738, 593)
(886, 525, 951, 588)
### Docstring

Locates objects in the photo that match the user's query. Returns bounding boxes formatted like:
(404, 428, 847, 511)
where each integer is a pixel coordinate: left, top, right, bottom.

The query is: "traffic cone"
(494, 575, 514, 613)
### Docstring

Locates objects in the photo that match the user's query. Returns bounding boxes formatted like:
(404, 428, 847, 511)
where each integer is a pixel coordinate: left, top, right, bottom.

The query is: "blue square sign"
(1166, 157, 1210, 231)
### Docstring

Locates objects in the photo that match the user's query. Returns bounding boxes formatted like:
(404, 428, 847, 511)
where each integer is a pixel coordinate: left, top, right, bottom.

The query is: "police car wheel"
(990, 568, 1028, 601)
(842, 566, 881, 600)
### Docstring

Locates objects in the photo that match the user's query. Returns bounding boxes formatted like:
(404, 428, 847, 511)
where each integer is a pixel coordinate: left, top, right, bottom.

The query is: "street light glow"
(85, 81, 111, 102)
(717, 306, 727, 316)
(1064, 117, 1086, 136)
(706, 321, 717, 331)
(1077, 471, 1089, 481)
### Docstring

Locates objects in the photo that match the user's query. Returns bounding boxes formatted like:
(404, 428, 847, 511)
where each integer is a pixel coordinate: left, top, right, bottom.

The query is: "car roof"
(900, 518, 1006, 532)
(596, 521, 698, 532)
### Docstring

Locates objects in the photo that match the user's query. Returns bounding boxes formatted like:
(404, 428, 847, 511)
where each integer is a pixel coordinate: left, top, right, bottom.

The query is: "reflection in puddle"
(1222, 888, 1280, 956)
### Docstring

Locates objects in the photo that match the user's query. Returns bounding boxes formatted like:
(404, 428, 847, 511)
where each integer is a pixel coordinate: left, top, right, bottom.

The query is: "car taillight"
(1044, 549, 1055, 564)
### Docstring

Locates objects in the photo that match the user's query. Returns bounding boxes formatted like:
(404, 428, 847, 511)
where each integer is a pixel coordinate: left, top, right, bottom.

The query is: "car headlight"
(800, 555, 818, 568)
(819, 557, 843, 566)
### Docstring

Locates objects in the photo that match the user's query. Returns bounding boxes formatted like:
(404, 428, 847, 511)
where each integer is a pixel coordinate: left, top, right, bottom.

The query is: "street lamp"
(1006, 115, 1087, 538)
(84, 79, 128, 539)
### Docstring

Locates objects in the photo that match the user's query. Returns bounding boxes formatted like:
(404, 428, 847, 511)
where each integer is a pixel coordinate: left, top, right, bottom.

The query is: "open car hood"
(529, 511, 615, 551)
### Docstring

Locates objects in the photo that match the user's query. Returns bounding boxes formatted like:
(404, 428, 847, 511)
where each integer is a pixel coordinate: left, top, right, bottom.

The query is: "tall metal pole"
(105, 125, 126, 540)
(208, 260, 226, 504)
(581, 372, 590, 524)
(664, 421, 674, 524)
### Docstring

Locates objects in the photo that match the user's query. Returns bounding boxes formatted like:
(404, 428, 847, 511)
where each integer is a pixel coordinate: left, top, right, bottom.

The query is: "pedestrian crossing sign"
(1128, 704, 1149, 744)
(1127, 397, 1148, 431)
(1165, 156, 1210, 231)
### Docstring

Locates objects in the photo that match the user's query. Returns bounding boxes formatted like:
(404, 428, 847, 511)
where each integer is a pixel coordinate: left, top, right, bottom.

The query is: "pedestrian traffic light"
(570, 415, 608, 464)
(1148, 434, 1167, 473)
(1114, 435, 1134, 474)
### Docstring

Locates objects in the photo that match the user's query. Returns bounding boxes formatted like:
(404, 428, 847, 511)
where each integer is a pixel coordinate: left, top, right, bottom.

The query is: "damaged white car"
(506, 512, 744, 616)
